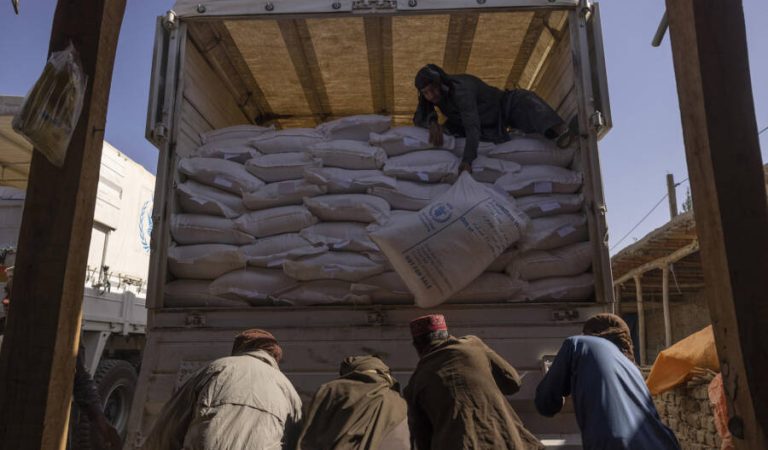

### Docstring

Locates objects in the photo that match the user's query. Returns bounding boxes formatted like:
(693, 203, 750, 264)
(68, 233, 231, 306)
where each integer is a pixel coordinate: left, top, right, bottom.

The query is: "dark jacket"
(405, 335, 543, 450)
(413, 74, 508, 164)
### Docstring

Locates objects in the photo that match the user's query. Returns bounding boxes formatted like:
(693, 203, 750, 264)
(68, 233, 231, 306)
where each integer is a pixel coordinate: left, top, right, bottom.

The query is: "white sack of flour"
(304, 167, 396, 194)
(317, 115, 391, 141)
(234, 205, 317, 238)
(494, 165, 582, 196)
(368, 180, 451, 211)
(369, 126, 455, 156)
(308, 140, 387, 170)
(243, 179, 327, 210)
(507, 241, 592, 281)
(176, 181, 246, 219)
(171, 214, 254, 245)
(304, 194, 390, 223)
(240, 233, 327, 267)
(167, 244, 245, 280)
(300, 222, 379, 252)
(245, 152, 322, 182)
(369, 172, 529, 308)
(209, 268, 297, 304)
(249, 128, 326, 154)
(179, 157, 264, 194)
(383, 150, 459, 183)
(283, 252, 387, 282)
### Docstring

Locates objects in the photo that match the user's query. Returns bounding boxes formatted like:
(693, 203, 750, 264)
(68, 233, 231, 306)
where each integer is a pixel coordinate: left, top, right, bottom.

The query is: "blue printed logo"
(139, 200, 154, 254)
(429, 202, 453, 223)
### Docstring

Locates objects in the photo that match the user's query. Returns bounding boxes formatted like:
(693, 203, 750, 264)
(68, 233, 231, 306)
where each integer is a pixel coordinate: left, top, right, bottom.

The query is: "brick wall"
(643, 289, 711, 362)
(653, 382, 721, 449)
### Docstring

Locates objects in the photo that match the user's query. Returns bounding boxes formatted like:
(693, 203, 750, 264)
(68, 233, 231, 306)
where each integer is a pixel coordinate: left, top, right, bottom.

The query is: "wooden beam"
(363, 16, 394, 115)
(506, 10, 551, 89)
(613, 240, 699, 285)
(187, 21, 275, 125)
(278, 19, 331, 125)
(442, 13, 479, 75)
(634, 275, 647, 365)
(0, 0, 126, 448)
(667, 173, 679, 219)
(666, 0, 768, 446)
(662, 265, 672, 347)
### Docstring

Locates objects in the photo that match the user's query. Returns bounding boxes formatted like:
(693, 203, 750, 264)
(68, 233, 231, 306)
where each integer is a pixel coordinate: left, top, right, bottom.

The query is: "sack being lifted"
(369, 173, 529, 308)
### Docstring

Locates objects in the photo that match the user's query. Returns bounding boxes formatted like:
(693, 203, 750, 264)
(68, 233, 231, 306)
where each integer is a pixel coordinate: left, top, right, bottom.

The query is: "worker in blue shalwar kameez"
(535, 313, 681, 450)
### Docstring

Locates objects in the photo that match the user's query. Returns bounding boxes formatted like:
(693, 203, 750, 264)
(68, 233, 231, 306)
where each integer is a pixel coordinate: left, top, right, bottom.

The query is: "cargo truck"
(127, 1, 613, 447)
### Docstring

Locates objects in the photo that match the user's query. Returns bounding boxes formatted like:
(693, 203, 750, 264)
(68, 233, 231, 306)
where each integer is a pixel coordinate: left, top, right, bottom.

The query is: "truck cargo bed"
(128, 1, 613, 447)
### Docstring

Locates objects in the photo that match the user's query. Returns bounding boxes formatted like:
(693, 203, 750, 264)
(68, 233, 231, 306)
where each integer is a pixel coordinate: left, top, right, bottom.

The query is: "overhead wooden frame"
(442, 13, 479, 74)
(363, 16, 394, 115)
(205, 10, 572, 128)
(187, 21, 275, 125)
(277, 18, 332, 125)
(505, 10, 551, 89)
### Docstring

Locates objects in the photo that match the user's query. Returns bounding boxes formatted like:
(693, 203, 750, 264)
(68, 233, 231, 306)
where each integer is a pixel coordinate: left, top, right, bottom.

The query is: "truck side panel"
(127, 304, 600, 447)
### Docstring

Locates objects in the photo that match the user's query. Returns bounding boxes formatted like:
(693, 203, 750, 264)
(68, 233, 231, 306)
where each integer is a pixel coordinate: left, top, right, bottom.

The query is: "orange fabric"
(645, 325, 719, 395)
(708, 374, 734, 450)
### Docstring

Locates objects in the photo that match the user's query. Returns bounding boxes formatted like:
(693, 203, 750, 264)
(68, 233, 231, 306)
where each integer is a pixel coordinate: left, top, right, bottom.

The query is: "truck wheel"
(94, 359, 137, 439)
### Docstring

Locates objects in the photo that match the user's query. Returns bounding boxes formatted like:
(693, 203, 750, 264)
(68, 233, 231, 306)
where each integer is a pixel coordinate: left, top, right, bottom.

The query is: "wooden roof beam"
(613, 240, 700, 286)
(667, 0, 768, 444)
(443, 13, 479, 75)
(363, 16, 394, 115)
(506, 10, 551, 89)
(187, 22, 275, 126)
(278, 19, 331, 125)
(0, 0, 126, 447)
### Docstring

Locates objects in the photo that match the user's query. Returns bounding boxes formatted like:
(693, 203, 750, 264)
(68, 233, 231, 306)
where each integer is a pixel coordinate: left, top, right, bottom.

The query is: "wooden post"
(667, 174, 678, 219)
(662, 265, 672, 347)
(666, 0, 768, 447)
(634, 275, 646, 365)
(0, 1, 126, 449)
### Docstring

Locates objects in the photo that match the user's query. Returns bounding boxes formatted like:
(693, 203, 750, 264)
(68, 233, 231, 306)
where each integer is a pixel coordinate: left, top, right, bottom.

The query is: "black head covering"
(415, 63, 450, 90)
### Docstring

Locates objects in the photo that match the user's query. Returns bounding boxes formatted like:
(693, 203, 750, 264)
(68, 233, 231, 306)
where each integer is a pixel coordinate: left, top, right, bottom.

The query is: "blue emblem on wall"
(139, 200, 153, 254)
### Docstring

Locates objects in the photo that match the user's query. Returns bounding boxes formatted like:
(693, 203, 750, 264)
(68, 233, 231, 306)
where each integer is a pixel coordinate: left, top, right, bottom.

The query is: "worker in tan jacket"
(141, 329, 302, 450)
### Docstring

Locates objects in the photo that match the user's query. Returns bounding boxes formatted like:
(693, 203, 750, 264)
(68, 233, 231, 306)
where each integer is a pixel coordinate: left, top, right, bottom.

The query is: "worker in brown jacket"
(404, 314, 543, 450)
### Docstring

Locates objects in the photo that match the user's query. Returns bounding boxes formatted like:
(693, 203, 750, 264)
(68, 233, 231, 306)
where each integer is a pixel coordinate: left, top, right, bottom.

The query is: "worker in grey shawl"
(141, 329, 302, 450)
(298, 355, 410, 450)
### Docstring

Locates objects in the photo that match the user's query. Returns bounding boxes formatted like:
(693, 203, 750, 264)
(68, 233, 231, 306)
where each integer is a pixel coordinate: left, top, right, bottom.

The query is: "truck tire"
(94, 359, 137, 439)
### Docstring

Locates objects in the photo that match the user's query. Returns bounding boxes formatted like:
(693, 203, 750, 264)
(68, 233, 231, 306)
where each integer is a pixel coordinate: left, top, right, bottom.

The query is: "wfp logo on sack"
(429, 202, 454, 223)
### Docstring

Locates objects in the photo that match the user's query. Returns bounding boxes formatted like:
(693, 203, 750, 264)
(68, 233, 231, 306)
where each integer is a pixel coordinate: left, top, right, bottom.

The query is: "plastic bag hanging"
(12, 42, 87, 167)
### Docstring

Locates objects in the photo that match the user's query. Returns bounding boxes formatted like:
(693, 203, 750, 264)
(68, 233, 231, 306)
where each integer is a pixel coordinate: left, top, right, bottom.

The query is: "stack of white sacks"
(165, 115, 594, 308)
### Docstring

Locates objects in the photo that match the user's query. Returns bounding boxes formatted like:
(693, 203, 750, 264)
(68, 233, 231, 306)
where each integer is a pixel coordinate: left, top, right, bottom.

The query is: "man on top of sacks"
(413, 63, 572, 174)
(405, 314, 543, 450)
